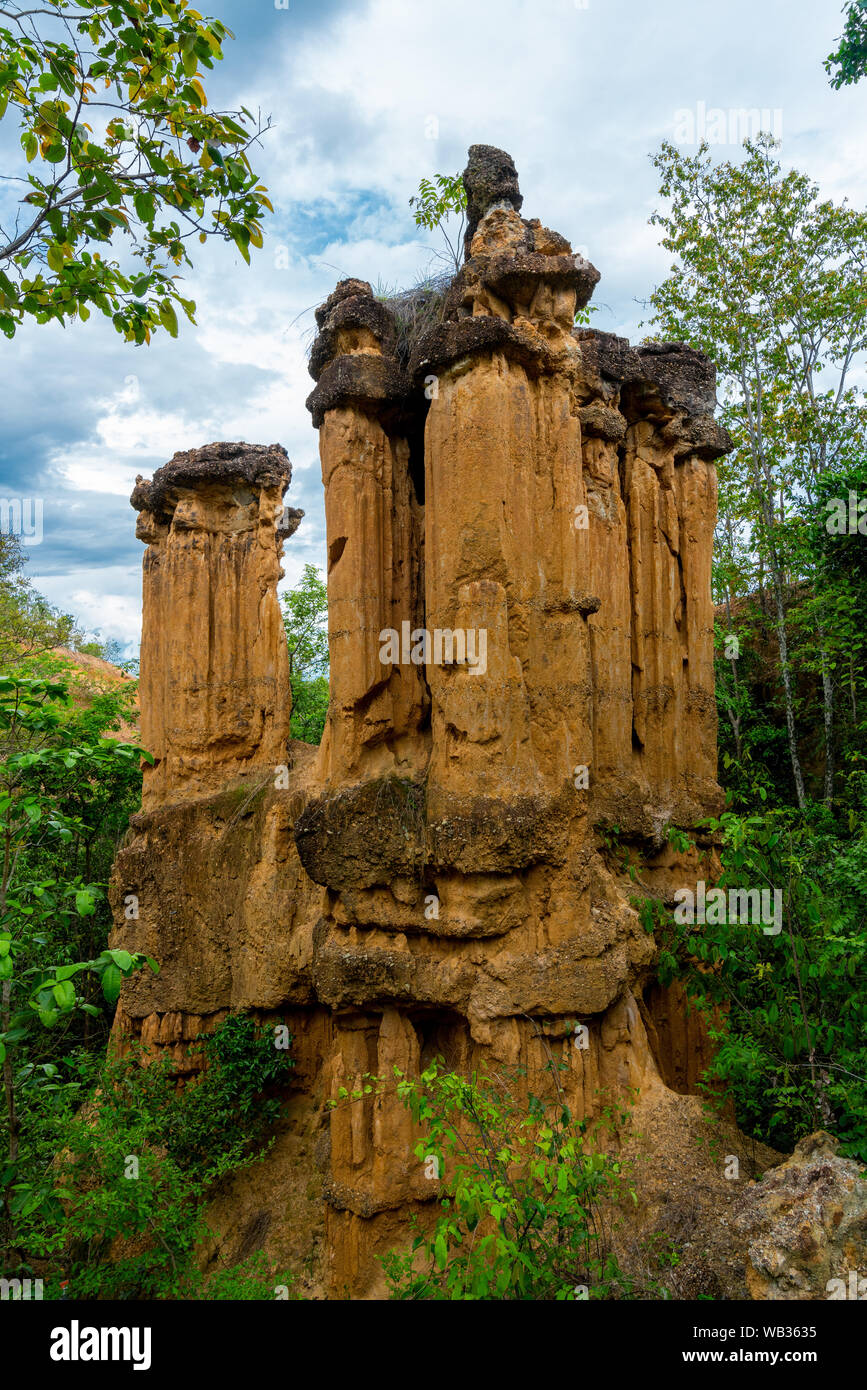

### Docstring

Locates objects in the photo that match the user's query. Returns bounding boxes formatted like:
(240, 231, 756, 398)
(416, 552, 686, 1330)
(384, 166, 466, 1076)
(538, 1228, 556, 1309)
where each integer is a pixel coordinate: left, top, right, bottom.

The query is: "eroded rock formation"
(111, 146, 801, 1298)
(734, 1132, 867, 1300)
(131, 441, 302, 808)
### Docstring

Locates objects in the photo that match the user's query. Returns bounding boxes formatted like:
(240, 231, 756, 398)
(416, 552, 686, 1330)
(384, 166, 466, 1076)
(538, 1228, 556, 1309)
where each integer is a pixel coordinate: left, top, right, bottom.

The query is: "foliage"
(711, 457, 867, 812)
(379, 1059, 655, 1301)
(376, 270, 451, 367)
(0, 533, 79, 670)
(650, 134, 867, 809)
(644, 132, 867, 1180)
(0, 676, 155, 1260)
(409, 172, 466, 275)
(0, 0, 273, 341)
(205, 1249, 299, 1300)
(825, 0, 867, 87)
(288, 672, 328, 747)
(9, 1013, 295, 1298)
(650, 807, 867, 1162)
(281, 563, 329, 745)
(156, 1011, 293, 1172)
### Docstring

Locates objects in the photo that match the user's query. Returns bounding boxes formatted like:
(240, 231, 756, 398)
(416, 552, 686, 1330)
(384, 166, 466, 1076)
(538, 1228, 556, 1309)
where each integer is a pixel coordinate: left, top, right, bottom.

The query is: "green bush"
(649, 807, 867, 1161)
(15, 1014, 295, 1299)
(379, 1059, 664, 1301)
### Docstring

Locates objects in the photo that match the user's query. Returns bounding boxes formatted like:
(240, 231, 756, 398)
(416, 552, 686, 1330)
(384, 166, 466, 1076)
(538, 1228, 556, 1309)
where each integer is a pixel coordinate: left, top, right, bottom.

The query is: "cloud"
(33, 572, 144, 657)
(3, 0, 866, 652)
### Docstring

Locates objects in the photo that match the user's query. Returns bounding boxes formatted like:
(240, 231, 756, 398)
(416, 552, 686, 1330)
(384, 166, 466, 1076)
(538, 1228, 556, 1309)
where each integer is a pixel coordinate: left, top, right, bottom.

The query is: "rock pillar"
(307, 280, 427, 785)
(131, 441, 299, 808)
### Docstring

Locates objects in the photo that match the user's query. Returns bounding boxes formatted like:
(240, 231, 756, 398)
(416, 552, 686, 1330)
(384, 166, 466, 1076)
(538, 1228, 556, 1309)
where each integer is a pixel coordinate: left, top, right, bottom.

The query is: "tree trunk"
(769, 569, 807, 809)
(818, 625, 835, 806)
(1, 980, 16, 1167)
(723, 588, 744, 762)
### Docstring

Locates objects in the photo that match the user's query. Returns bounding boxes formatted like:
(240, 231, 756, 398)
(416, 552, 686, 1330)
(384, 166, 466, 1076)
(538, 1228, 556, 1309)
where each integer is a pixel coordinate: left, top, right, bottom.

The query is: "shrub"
(649, 808, 867, 1161)
(23, 1014, 295, 1299)
(379, 1059, 655, 1301)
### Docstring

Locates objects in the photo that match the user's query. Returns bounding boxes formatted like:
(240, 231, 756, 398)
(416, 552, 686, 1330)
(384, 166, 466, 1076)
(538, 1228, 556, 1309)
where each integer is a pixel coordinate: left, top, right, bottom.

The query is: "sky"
(1, 0, 866, 655)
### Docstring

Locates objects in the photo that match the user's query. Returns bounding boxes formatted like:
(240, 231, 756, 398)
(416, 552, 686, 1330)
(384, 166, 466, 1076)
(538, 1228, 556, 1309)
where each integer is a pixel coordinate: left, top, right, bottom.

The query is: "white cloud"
(32, 570, 143, 651)
(8, 0, 867, 654)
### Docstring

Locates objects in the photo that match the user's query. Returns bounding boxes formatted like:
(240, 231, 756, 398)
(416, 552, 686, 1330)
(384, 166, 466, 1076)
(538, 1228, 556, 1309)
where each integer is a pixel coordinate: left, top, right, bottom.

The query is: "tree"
(649, 135, 867, 808)
(409, 173, 466, 275)
(0, 676, 155, 1259)
(0, 532, 79, 669)
(280, 564, 329, 745)
(0, 0, 273, 343)
(826, 0, 867, 87)
(800, 456, 867, 750)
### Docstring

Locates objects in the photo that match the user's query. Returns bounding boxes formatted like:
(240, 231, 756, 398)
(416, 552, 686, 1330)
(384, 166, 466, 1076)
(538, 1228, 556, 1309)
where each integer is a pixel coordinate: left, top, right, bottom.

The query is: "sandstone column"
(411, 148, 603, 874)
(306, 280, 427, 786)
(131, 441, 300, 809)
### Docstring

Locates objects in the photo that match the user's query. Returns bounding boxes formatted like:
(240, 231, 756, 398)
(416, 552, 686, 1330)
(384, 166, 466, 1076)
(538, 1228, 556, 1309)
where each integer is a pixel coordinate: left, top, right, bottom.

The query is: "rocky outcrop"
(131, 442, 301, 809)
(734, 1132, 867, 1300)
(110, 148, 789, 1300)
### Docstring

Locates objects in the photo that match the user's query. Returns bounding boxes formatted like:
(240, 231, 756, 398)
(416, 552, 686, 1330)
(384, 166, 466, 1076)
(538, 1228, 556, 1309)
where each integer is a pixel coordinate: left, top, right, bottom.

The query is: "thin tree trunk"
(818, 624, 834, 806)
(723, 588, 744, 762)
(736, 342, 807, 810)
(770, 572, 807, 809)
(1, 980, 16, 1167)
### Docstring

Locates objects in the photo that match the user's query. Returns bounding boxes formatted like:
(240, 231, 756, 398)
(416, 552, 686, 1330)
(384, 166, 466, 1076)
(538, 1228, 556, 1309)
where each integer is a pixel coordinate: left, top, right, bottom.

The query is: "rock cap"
(131, 441, 293, 518)
(462, 145, 524, 257)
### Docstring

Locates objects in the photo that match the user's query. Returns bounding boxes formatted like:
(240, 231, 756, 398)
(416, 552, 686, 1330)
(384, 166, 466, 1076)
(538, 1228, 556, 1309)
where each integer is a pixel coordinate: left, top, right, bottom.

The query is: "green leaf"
(52, 980, 76, 1011)
(133, 191, 155, 224)
(231, 229, 251, 264)
(158, 302, 178, 337)
(54, 963, 86, 982)
(100, 963, 122, 1003)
